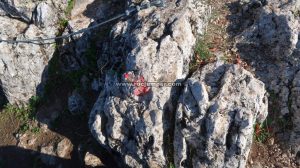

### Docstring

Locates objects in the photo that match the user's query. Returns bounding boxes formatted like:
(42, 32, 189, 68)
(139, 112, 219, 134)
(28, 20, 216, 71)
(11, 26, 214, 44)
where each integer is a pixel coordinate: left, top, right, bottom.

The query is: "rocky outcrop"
(0, 0, 68, 104)
(174, 62, 268, 168)
(0, 0, 116, 104)
(89, 0, 210, 167)
(0, 0, 275, 167)
(84, 152, 104, 167)
(236, 0, 300, 61)
(89, 0, 268, 167)
(290, 70, 300, 162)
(232, 0, 300, 163)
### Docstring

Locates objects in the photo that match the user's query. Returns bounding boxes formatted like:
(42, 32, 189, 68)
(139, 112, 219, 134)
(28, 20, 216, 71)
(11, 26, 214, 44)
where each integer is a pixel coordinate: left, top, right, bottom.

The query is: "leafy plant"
(190, 38, 214, 71)
(254, 117, 273, 143)
(58, 18, 68, 30)
(19, 123, 30, 133)
(3, 96, 41, 134)
(194, 39, 212, 61)
(31, 126, 41, 134)
(65, 0, 74, 17)
(168, 163, 175, 168)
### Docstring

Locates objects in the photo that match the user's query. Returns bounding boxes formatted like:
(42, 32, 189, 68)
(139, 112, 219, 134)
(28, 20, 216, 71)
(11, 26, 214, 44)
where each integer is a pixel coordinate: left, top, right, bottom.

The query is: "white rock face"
(34, 2, 58, 28)
(0, 0, 67, 104)
(233, 0, 300, 161)
(89, 0, 210, 167)
(174, 62, 268, 168)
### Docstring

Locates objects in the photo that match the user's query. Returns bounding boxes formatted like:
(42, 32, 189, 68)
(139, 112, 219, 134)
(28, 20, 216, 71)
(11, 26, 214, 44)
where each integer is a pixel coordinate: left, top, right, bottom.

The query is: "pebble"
(84, 152, 103, 167)
(267, 137, 274, 145)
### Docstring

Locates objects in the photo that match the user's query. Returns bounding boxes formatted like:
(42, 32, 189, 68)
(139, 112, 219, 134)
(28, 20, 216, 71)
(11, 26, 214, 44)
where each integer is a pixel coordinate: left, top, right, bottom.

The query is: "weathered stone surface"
(84, 152, 103, 167)
(174, 62, 268, 168)
(56, 138, 73, 158)
(236, 0, 300, 61)
(89, 0, 210, 167)
(59, 0, 116, 73)
(290, 70, 300, 158)
(34, 2, 58, 28)
(232, 0, 300, 163)
(0, 0, 67, 104)
(0, 0, 35, 23)
(40, 145, 57, 166)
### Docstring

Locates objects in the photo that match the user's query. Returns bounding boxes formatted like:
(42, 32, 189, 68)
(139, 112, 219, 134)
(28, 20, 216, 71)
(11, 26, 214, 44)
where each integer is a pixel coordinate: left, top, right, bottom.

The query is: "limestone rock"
(0, 0, 34, 23)
(232, 0, 300, 162)
(40, 145, 57, 166)
(236, 0, 300, 61)
(174, 62, 268, 168)
(56, 138, 73, 158)
(84, 152, 103, 167)
(0, 0, 67, 104)
(89, 0, 210, 167)
(34, 2, 58, 28)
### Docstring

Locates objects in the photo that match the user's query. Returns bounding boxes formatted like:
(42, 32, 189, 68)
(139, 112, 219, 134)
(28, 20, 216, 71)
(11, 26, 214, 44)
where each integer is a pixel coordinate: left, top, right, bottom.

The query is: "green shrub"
(194, 39, 212, 61)
(254, 117, 272, 143)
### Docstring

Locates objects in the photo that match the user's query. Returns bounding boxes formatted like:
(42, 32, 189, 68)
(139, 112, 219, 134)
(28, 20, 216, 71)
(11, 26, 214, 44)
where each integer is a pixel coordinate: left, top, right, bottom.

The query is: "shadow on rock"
(0, 0, 31, 23)
(226, 0, 300, 166)
(0, 0, 127, 167)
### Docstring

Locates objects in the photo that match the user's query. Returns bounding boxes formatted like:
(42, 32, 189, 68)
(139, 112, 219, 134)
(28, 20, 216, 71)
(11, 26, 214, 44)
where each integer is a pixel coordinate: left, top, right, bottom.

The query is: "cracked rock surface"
(174, 62, 268, 168)
(0, 0, 68, 104)
(231, 0, 300, 162)
(89, 0, 210, 167)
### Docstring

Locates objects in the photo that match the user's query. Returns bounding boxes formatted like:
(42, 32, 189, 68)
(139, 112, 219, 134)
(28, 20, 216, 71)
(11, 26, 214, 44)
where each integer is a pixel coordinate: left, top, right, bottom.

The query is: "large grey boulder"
(34, 2, 58, 28)
(174, 62, 268, 168)
(232, 0, 300, 164)
(0, 0, 67, 104)
(89, 0, 210, 167)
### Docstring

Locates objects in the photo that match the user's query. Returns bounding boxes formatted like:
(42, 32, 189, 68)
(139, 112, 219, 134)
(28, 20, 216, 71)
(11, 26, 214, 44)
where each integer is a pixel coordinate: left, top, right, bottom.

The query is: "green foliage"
(65, 0, 74, 17)
(168, 163, 175, 168)
(254, 117, 272, 143)
(3, 96, 41, 134)
(194, 39, 212, 61)
(189, 38, 213, 71)
(58, 18, 68, 29)
(19, 123, 30, 133)
(31, 126, 41, 134)
(28, 96, 41, 116)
